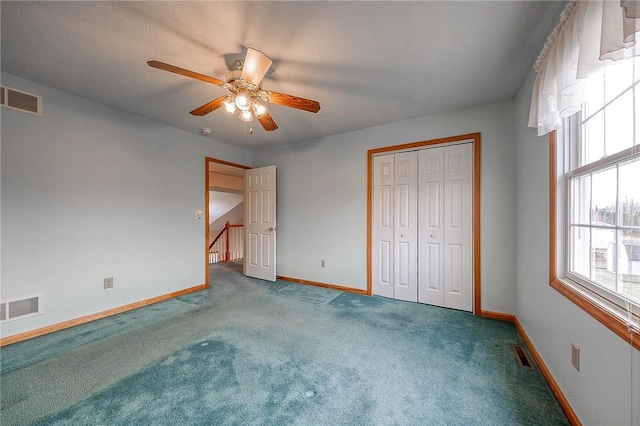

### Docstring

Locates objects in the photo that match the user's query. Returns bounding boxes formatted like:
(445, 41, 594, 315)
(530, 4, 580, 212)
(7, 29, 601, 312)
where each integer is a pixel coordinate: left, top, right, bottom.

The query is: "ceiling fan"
(148, 48, 320, 133)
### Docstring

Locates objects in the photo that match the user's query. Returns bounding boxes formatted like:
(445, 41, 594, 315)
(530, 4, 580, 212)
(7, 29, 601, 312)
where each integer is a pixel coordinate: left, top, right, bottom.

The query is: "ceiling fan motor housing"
(225, 69, 243, 84)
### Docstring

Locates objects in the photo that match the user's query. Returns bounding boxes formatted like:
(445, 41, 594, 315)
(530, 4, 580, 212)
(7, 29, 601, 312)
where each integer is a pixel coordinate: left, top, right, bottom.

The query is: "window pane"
(635, 63, 640, 148)
(636, 88, 640, 145)
(585, 73, 604, 119)
(583, 111, 605, 165)
(593, 228, 616, 291)
(591, 166, 617, 226)
(605, 90, 634, 155)
(619, 159, 640, 227)
(570, 225, 591, 279)
(618, 230, 640, 304)
(605, 65, 633, 103)
(571, 174, 591, 225)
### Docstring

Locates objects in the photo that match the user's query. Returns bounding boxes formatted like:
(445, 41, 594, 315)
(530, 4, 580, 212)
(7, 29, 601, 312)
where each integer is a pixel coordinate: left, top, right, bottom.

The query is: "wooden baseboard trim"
(0, 283, 207, 347)
(514, 317, 581, 426)
(478, 310, 580, 424)
(277, 276, 368, 295)
(479, 310, 515, 322)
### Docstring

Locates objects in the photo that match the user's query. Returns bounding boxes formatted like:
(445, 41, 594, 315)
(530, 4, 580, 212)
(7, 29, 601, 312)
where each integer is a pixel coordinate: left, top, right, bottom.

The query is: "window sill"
(550, 277, 639, 350)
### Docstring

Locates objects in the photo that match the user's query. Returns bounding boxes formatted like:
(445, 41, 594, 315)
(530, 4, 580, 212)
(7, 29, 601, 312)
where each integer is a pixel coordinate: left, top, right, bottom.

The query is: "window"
(552, 62, 640, 348)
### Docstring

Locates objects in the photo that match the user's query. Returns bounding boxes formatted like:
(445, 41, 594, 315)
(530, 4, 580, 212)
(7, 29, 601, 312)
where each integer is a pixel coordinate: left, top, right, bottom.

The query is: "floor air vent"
(512, 345, 534, 368)
(1, 86, 43, 116)
(0, 294, 44, 323)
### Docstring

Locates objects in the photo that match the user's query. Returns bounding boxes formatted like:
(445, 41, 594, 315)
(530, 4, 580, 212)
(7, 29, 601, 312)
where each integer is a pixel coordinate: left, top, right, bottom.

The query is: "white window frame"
(551, 116, 640, 350)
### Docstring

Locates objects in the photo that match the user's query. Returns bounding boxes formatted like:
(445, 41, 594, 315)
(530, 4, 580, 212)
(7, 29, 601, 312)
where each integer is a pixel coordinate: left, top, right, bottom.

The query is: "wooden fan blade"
(241, 48, 273, 86)
(148, 60, 225, 86)
(190, 96, 227, 116)
(267, 91, 320, 113)
(257, 111, 278, 131)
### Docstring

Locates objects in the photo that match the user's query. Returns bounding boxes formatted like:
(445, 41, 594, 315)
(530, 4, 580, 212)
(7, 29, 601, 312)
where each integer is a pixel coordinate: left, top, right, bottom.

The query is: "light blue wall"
(514, 68, 640, 425)
(3, 62, 637, 425)
(252, 100, 518, 314)
(1, 72, 251, 337)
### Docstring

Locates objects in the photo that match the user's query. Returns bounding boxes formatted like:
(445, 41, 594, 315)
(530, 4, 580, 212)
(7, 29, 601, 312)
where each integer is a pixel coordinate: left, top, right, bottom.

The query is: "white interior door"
(418, 148, 445, 306)
(244, 165, 276, 281)
(372, 154, 395, 298)
(442, 144, 473, 311)
(417, 143, 473, 311)
(372, 152, 418, 301)
(393, 151, 418, 302)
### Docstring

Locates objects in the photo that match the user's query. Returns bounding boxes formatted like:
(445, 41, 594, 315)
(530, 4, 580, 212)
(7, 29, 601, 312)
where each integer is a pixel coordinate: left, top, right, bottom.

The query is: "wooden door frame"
(366, 133, 482, 314)
(204, 157, 251, 287)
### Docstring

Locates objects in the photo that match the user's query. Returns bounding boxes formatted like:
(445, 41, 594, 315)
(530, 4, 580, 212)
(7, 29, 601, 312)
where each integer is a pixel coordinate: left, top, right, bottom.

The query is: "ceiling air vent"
(1, 86, 42, 116)
(0, 294, 44, 323)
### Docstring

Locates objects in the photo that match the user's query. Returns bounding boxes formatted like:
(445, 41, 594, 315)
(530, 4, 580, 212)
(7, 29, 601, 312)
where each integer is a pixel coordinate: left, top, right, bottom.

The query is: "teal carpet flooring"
(1, 262, 569, 425)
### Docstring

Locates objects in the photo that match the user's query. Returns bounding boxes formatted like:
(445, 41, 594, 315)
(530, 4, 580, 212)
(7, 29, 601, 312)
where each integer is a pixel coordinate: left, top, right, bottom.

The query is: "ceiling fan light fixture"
(253, 102, 267, 118)
(235, 91, 251, 111)
(223, 96, 236, 113)
(240, 109, 253, 121)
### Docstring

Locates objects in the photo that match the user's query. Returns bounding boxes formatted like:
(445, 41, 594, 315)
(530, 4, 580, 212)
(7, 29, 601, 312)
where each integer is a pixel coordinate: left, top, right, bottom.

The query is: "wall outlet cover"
(104, 277, 114, 289)
(571, 344, 580, 371)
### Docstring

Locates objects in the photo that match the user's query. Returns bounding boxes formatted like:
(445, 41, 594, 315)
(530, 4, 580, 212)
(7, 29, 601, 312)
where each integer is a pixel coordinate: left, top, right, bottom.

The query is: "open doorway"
(204, 157, 250, 286)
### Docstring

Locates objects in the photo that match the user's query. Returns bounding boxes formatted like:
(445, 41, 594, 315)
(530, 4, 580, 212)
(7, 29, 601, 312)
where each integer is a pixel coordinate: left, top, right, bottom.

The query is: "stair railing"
(209, 222, 244, 263)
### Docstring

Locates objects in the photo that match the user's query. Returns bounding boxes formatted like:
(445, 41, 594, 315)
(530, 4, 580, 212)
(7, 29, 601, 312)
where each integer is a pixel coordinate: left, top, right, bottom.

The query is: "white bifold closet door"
(372, 143, 473, 311)
(372, 152, 418, 302)
(417, 144, 473, 311)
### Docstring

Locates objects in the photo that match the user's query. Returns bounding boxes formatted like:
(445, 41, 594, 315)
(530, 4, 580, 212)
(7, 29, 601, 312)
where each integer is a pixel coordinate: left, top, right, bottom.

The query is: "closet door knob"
(431, 234, 436, 238)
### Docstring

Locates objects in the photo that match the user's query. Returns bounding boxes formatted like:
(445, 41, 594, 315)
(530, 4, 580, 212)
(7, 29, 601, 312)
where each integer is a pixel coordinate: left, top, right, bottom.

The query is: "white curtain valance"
(529, 0, 640, 136)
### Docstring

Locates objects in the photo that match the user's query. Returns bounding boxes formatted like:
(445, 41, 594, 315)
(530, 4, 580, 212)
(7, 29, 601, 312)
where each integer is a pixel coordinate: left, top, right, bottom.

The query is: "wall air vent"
(1, 86, 42, 116)
(0, 294, 44, 323)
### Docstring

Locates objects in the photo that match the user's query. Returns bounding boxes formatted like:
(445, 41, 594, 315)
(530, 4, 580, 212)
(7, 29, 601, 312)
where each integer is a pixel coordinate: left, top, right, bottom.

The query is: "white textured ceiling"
(1, 1, 564, 151)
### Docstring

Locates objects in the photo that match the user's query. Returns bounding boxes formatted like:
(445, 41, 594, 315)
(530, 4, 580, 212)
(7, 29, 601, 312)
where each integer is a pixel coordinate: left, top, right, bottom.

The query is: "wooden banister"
(208, 222, 244, 261)
(225, 222, 231, 261)
(209, 224, 227, 250)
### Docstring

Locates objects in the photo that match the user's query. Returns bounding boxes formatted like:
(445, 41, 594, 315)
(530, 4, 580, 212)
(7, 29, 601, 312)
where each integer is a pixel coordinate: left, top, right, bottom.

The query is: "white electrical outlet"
(571, 344, 580, 371)
(195, 210, 204, 220)
(321, 260, 326, 268)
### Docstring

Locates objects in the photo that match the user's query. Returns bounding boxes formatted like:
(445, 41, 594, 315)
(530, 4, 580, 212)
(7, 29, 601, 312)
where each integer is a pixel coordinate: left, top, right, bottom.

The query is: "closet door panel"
(425, 242, 441, 290)
(372, 155, 395, 298)
(393, 151, 418, 302)
(418, 148, 445, 305)
(443, 144, 473, 311)
(446, 243, 463, 293)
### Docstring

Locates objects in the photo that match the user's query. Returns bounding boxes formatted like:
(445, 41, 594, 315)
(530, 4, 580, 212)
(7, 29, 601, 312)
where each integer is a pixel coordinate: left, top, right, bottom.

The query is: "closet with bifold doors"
(372, 142, 474, 312)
